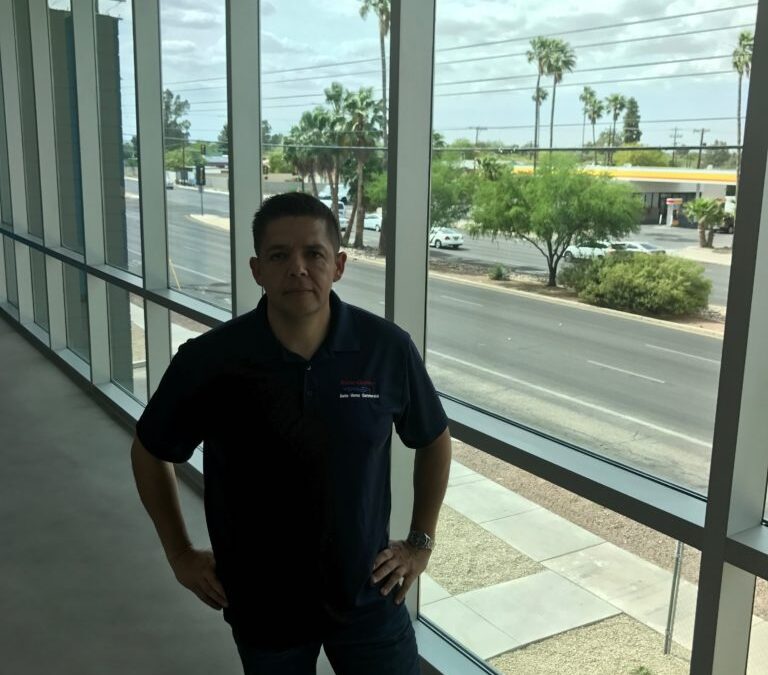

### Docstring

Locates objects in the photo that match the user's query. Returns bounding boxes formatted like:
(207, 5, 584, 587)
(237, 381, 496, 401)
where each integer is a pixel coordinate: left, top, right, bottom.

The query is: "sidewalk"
(421, 460, 766, 671)
(668, 245, 732, 266)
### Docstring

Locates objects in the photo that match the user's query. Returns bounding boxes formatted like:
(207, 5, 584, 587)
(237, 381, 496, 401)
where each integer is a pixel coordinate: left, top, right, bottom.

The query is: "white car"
(563, 240, 613, 262)
(429, 227, 464, 249)
(165, 171, 175, 189)
(320, 198, 346, 219)
(611, 241, 666, 255)
(363, 213, 382, 231)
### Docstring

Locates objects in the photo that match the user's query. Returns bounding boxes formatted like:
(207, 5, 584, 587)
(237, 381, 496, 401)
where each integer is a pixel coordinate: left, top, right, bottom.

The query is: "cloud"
(262, 1, 276, 16)
(162, 7, 223, 29)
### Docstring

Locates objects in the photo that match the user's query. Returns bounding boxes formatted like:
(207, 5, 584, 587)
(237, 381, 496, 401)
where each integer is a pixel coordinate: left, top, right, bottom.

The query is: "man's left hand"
(371, 540, 431, 605)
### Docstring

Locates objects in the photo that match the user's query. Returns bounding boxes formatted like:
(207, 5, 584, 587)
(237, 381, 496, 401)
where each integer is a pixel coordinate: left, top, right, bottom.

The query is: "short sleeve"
(394, 338, 448, 448)
(135, 341, 206, 463)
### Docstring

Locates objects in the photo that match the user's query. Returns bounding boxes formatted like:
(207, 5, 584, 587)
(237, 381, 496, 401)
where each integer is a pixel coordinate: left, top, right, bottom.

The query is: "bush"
(559, 254, 711, 315)
(488, 264, 507, 281)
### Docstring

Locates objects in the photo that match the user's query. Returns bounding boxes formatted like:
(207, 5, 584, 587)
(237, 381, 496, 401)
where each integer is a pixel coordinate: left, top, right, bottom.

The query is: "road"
(121, 179, 723, 491)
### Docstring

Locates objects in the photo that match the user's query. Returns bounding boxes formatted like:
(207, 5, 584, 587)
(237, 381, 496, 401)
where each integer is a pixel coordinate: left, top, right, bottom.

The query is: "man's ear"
(249, 257, 261, 285)
(333, 251, 347, 282)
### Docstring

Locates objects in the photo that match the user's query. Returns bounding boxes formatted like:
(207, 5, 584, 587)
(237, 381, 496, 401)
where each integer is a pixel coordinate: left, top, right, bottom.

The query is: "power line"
(436, 3, 756, 52)
(436, 54, 731, 88)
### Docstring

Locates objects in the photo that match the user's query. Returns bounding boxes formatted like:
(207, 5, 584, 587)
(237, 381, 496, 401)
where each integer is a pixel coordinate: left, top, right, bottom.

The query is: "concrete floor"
(0, 316, 339, 674)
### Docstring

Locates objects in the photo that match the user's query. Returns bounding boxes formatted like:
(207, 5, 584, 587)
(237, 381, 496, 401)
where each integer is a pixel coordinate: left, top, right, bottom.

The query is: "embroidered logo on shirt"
(339, 379, 379, 400)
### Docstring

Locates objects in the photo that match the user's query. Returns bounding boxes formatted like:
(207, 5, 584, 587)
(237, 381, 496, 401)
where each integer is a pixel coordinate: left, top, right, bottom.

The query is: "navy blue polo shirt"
(136, 291, 447, 647)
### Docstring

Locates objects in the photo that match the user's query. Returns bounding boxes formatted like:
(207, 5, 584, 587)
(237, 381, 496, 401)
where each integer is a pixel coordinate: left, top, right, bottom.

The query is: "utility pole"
(471, 126, 488, 146)
(694, 128, 710, 169)
(670, 127, 683, 166)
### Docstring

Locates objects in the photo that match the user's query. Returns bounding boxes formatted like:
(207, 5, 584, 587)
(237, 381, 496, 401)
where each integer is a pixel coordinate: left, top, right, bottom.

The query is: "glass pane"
(107, 285, 147, 403)
(161, 0, 231, 310)
(30, 248, 49, 331)
(427, 1, 759, 493)
(48, 0, 85, 253)
(97, 1, 141, 276)
(62, 263, 89, 362)
(259, 3, 389, 315)
(747, 577, 768, 675)
(3, 236, 18, 307)
(423, 439, 696, 673)
(0, 48, 13, 228)
(170, 310, 208, 354)
(12, 0, 44, 238)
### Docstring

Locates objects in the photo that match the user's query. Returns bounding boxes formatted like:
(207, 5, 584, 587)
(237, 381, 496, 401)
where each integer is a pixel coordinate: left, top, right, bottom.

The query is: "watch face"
(408, 531, 432, 549)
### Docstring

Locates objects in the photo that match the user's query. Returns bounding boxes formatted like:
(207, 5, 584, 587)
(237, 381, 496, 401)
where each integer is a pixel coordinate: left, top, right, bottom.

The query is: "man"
(131, 192, 451, 674)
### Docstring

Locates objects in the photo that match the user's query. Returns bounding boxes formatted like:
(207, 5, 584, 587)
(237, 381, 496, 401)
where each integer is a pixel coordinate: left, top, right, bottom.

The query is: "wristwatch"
(407, 529, 434, 551)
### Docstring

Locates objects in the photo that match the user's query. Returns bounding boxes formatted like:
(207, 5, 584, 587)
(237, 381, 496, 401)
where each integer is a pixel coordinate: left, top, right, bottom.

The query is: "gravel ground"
(427, 505, 542, 595)
(488, 615, 691, 675)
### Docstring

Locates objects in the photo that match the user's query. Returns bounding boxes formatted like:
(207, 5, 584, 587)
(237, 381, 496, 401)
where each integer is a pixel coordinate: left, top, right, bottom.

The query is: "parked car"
(165, 171, 175, 189)
(320, 198, 346, 219)
(363, 213, 382, 231)
(562, 240, 613, 262)
(429, 227, 464, 249)
(611, 241, 666, 255)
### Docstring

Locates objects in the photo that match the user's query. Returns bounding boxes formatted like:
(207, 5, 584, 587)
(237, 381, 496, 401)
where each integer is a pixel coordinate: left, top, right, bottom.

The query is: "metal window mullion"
(46, 255, 66, 350)
(0, 236, 7, 302)
(132, 0, 167, 291)
(691, 1, 768, 673)
(86, 273, 110, 384)
(0, 0, 29, 234)
(72, 0, 105, 267)
(384, 0, 436, 619)
(29, 0, 62, 249)
(226, 0, 261, 316)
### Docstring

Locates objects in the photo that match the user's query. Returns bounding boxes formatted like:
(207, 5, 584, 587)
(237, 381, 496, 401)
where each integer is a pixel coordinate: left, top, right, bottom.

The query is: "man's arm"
(371, 427, 452, 604)
(131, 435, 228, 610)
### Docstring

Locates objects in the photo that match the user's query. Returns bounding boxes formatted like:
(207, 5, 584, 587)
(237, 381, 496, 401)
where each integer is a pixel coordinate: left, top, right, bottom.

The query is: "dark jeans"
(233, 599, 420, 675)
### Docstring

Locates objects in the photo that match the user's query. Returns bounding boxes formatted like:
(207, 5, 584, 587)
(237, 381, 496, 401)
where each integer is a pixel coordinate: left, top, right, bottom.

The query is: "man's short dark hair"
(252, 192, 341, 255)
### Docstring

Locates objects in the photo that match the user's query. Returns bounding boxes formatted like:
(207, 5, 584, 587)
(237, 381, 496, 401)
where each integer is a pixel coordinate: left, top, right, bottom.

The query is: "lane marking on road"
(645, 343, 720, 365)
(440, 295, 483, 307)
(428, 349, 710, 448)
(170, 263, 228, 284)
(587, 360, 666, 384)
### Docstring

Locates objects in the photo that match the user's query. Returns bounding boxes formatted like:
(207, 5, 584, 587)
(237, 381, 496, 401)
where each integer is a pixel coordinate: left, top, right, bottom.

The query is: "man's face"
(249, 216, 346, 321)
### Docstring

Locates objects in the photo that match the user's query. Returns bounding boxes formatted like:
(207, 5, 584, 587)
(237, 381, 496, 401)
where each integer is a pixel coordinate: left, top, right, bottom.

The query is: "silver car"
(429, 227, 464, 249)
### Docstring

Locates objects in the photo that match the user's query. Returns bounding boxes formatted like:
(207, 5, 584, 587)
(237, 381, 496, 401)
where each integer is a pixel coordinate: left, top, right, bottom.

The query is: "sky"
(95, 0, 759, 152)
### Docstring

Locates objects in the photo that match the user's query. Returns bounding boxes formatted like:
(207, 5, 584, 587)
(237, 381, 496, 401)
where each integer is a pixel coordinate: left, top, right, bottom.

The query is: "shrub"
(488, 264, 507, 281)
(559, 253, 711, 315)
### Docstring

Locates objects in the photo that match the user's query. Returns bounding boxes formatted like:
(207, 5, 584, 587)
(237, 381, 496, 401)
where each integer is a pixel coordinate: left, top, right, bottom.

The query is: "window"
(107, 285, 147, 403)
(62, 263, 89, 362)
(423, 439, 697, 673)
(97, 1, 141, 276)
(3, 235, 18, 307)
(161, 0, 231, 310)
(426, 0, 758, 494)
(30, 248, 49, 331)
(48, 0, 85, 253)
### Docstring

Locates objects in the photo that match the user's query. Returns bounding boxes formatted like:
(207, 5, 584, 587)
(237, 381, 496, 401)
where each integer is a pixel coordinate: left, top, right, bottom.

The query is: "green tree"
(683, 197, 725, 248)
(546, 39, 576, 152)
(702, 140, 734, 169)
(217, 123, 229, 153)
(471, 160, 641, 286)
(430, 160, 476, 228)
(604, 94, 627, 164)
(613, 146, 669, 167)
(526, 37, 557, 165)
(531, 86, 549, 153)
(323, 82, 349, 220)
(162, 89, 191, 150)
(585, 95, 605, 164)
(359, 0, 390, 149)
(342, 86, 383, 248)
(578, 86, 597, 148)
(265, 148, 290, 173)
(622, 97, 641, 144)
(283, 111, 324, 196)
(733, 30, 754, 181)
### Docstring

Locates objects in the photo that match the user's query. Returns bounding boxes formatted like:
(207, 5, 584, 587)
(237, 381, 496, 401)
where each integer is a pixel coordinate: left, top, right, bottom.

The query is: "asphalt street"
(122, 179, 724, 491)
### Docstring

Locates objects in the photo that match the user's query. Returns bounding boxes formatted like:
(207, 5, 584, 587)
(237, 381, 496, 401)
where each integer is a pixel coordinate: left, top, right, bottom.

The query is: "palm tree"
(733, 30, 754, 182)
(585, 96, 604, 164)
(284, 111, 322, 195)
(579, 86, 597, 148)
(683, 197, 725, 248)
(359, 0, 390, 149)
(604, 94, 627, 164)
(342, 87, 383, 248)
(323, 82, 348, 219)
(526, 36, 555, 168)
(531, 86, 549, 151)
(546, 40, 576, 153)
